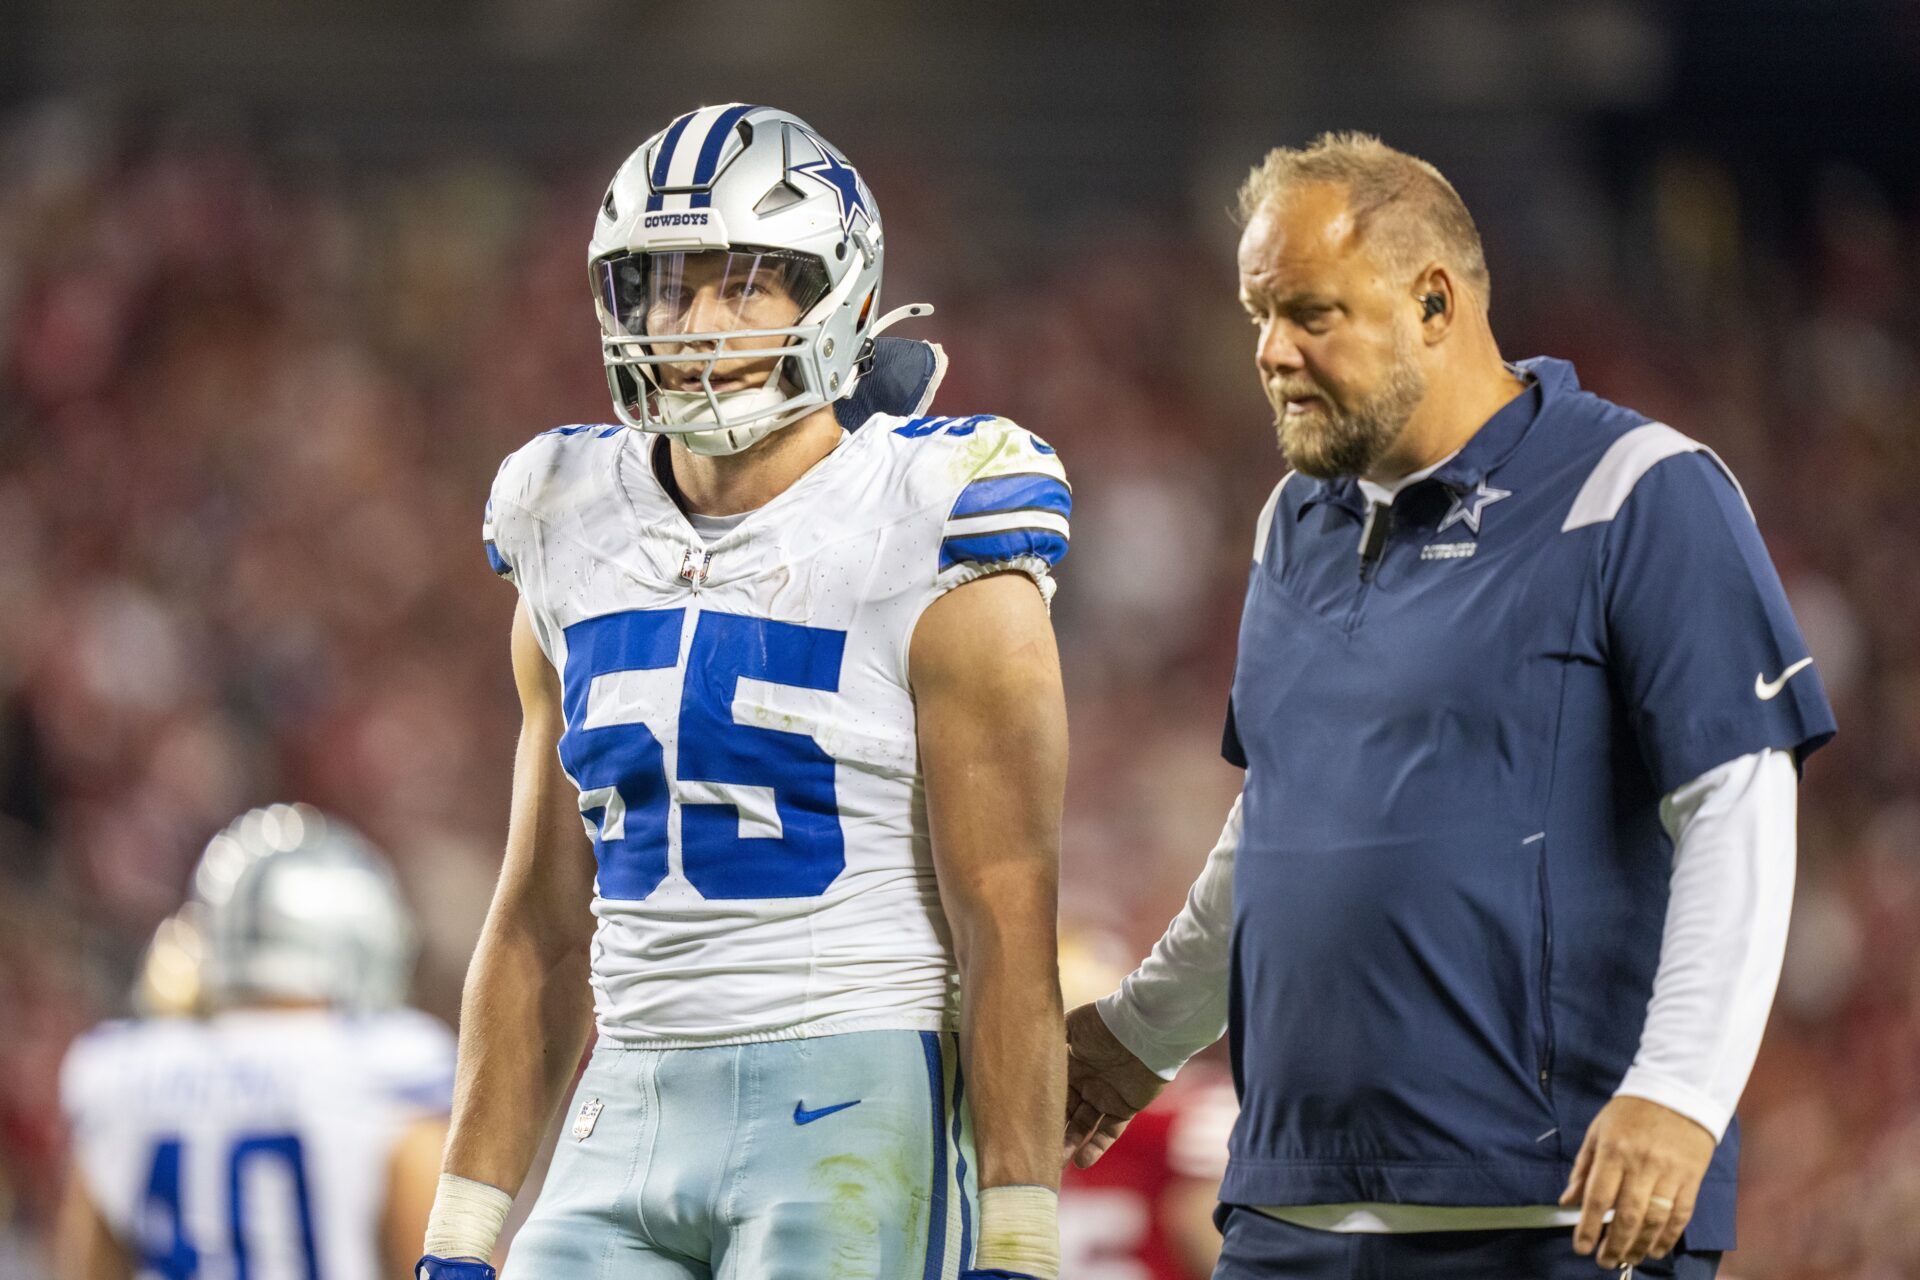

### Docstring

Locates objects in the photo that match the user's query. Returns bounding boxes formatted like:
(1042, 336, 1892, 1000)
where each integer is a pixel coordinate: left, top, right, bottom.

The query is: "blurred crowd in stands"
(0, 107, 1915, 1278)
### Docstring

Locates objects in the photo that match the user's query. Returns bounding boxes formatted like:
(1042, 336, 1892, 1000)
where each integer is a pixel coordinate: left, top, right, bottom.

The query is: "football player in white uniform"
(57, 804, 455, 1280)
(418, 105, 1069, 1280)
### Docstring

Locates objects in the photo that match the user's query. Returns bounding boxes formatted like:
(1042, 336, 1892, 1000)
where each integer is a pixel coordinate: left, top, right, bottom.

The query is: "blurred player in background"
(420, 105, 1069, 1280)
(1058, 930, 1232, 1280)
(56, 804, 454, 1280)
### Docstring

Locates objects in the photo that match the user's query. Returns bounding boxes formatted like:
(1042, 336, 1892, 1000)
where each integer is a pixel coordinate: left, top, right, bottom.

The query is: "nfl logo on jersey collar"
(679, 547, 715, 587)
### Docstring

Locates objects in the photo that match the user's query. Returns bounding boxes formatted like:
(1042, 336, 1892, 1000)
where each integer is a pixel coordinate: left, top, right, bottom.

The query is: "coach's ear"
(836, 338, 947, 427)
(1412, 265, 1455, 344)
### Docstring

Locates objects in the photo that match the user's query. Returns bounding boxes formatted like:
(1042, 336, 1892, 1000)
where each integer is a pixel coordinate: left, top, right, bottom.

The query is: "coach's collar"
(1299, 357, 1563, 519)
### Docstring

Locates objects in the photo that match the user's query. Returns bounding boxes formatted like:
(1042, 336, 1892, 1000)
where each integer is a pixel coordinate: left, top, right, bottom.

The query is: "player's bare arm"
(430, 599, 598, 1251)
(913, 570, 1069, 1277)
(53, 1170, 130, 1280)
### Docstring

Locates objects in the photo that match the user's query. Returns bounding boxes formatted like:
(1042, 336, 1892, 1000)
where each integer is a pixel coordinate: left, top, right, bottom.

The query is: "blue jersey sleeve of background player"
(1600, 450, 1836, 794)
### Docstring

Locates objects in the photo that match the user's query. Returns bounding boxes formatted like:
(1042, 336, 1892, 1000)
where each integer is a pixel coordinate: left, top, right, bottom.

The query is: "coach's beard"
(1269, 348, 1427, 480)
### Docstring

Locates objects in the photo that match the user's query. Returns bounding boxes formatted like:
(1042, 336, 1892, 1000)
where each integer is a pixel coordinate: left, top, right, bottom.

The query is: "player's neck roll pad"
(835, 337, 948, 429)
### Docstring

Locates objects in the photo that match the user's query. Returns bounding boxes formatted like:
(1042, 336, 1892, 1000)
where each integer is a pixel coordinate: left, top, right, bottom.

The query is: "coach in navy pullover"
(1063, 134, 1834, 1279)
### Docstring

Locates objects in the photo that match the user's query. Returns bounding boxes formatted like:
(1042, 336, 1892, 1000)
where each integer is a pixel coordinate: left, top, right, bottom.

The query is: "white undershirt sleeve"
(1613, 747, 1798, 1140)
(1094, 794, 1242, 1079)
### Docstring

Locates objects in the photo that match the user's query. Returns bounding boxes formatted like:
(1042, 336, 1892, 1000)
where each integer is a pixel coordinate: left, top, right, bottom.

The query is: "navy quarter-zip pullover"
(1217, 356, 1835, 1250)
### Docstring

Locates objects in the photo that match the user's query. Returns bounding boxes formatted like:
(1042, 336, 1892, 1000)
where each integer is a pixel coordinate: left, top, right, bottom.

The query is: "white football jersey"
(484, 412, 1071, 1046)
(60, 1008, 455, 1280)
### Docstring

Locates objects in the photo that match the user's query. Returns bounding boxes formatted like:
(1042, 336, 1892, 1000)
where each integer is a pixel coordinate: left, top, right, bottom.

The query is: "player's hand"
(1062, 1002, 1167, 1169)
(415, 1256, 497, 1280)
(1559, 1096, 1716, 1269)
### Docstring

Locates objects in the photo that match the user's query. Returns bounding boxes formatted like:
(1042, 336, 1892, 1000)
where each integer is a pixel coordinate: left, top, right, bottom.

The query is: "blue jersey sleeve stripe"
(485, 541, 512, 577)
(950, 472, 1071, 520)
(939, 529, 1069, 572)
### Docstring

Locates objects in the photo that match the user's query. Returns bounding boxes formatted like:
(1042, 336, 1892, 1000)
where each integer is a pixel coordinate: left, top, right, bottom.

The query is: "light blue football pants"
(506, 1029, 978, 1279)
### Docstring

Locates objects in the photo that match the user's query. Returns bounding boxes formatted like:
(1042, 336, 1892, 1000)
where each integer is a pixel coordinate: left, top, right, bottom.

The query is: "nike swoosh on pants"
(793, 1100, 861, 1125)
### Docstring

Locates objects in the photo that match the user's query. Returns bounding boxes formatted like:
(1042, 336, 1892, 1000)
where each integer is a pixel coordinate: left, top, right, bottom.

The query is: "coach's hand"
(1062, 1003, 1167, 1169)
(1560, 1096, 1716, 1269)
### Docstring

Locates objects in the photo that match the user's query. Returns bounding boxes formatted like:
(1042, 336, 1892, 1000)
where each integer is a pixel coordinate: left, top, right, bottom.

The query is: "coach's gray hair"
(1238, 132, 1491, 307)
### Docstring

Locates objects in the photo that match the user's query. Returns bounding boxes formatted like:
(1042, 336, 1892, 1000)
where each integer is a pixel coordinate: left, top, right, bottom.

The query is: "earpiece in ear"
(1420, 292, 1446, 322)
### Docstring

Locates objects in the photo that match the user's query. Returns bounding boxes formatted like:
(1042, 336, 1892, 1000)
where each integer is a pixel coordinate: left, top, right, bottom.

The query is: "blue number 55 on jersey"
(558, 608, 847, 901)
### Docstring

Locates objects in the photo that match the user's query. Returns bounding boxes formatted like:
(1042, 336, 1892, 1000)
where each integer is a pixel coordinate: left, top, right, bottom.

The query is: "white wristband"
(974, 1184, 1059, 1279)
(423, 1173, 512, 1261)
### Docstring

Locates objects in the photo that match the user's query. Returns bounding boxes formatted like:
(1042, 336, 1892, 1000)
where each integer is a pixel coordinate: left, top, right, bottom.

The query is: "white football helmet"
(191, 803, 417, 1012)
(589, 103, 931, 455)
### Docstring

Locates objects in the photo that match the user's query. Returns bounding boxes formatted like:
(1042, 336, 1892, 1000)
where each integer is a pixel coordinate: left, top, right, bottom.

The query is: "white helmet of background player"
(191, 803, 417, 1012)
(589, 103, 931, 455)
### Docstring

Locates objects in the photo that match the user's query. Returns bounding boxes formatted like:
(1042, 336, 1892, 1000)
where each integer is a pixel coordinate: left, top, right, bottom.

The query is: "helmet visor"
(593, 248, 831, 340)
(593, 248, 835, 429)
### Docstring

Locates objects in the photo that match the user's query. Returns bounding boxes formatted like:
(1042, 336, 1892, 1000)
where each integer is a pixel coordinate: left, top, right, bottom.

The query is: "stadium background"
(1, 1, 1916, 1276)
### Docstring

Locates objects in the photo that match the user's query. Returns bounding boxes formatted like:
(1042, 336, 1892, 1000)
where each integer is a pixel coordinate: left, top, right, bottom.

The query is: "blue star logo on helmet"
(790, 144, 872, 235)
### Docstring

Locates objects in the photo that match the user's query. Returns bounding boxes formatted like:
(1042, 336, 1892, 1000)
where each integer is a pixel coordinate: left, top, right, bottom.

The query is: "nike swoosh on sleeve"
(1755, 657, 1814, 700)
